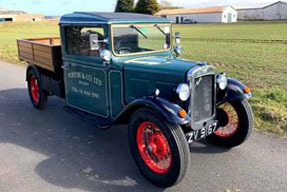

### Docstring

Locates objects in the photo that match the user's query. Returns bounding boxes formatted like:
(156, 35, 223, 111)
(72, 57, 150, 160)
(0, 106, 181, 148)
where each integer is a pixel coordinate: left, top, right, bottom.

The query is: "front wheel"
(207, 99, 253, 148)
(129, 109, 190, 188)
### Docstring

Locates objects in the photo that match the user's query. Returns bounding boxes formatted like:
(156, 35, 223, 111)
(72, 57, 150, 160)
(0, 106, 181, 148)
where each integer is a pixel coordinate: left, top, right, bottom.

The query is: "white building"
(237, 1, 287, 20)
(155, 6, 237, 23)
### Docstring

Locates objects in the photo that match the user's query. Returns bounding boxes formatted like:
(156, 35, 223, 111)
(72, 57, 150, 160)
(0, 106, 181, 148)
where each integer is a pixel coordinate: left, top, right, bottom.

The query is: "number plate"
(186, 122, 218, 144)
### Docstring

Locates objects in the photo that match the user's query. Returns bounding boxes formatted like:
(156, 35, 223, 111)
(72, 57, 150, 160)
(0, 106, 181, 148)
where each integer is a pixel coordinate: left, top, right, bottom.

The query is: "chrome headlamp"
(176, 83, 190, 101)
(100, 50, 112, 62)
(216, 73, 228, 90)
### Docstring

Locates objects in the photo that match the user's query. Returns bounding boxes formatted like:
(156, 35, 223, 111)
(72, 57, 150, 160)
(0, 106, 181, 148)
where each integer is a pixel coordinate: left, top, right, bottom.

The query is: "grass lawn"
(178, 21, 287, 137)
(0, 20, 286, 137)
(0, 21, 59, 63)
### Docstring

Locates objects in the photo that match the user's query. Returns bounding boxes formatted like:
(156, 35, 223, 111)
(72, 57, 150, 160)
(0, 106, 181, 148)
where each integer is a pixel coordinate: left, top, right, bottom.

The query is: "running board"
(64, 106, 112, 130)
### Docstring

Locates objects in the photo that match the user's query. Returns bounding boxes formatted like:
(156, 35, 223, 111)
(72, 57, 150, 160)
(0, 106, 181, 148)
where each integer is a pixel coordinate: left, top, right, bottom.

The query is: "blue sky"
(0, 0, 276, 15)
(0, 0, 116, 15)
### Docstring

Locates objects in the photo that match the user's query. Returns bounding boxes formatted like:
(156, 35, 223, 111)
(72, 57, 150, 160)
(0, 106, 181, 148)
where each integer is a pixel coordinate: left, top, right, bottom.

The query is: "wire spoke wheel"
(137, 122, 172, 174)
(29, 76, 40, 103)
(207, 99, 253, 148)
(215, 102, 239, 137)
(27, 68, 47, 109)
(129, 109, 190, 187)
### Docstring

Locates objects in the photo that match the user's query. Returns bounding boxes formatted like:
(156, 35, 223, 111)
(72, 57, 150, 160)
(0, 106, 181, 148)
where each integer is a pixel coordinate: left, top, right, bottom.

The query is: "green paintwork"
(109, 71, 124, 118)
(60, 12, 204, 120)
(123, 56, 197, 102)
(123, 56, 197, 76)
(64, 61, 109, 117)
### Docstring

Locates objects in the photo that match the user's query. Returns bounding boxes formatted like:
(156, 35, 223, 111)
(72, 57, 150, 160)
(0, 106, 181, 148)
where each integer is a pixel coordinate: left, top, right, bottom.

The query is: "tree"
(134, 0, 146, 13)
(115, 0, 134, 12)
(135, 0, 160, 15)
(146, 0, 160, 14)
(159, 0, 172, 10)
(159, 0, 183, 10)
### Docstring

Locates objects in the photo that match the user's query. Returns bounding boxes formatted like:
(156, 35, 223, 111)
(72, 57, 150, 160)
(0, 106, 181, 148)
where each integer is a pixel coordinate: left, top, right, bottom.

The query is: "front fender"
(115, 97, 190, 125)
(218, 78, 252, 105)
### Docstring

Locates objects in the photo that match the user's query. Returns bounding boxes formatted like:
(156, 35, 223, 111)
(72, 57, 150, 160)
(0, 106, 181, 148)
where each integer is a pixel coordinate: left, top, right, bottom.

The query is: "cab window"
(112, 24, 171, 55)
(66, 26, 105, 57)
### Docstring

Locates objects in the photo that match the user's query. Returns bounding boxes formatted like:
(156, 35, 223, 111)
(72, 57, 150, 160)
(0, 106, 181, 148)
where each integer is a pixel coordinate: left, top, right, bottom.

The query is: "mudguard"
(26, 64, 40, 81)
(115, 97, 191, 125)
(218, 77, 252, 105)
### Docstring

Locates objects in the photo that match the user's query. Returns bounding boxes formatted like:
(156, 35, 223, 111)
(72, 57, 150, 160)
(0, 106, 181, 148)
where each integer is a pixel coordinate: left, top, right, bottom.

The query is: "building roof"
(236, 1, 287, 10)
(0, 7, 7, 11)
(60, 12, 171, 24)
(155, 6, 227, 15)
(0, 7, 26, 15)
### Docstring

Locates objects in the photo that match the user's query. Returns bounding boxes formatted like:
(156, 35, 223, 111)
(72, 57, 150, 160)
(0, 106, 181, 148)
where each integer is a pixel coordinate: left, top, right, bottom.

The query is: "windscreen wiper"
(130, 25, 148, 39)
(154, 24, 168, 37)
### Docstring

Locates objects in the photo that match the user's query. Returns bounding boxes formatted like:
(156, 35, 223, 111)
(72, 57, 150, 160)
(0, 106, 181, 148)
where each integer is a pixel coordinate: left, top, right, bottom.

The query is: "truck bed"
(17, 37, 62, 72)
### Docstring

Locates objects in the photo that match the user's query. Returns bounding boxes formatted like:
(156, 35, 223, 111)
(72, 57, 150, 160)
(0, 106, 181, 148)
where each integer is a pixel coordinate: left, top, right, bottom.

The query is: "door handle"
(62, 63, 71, 70)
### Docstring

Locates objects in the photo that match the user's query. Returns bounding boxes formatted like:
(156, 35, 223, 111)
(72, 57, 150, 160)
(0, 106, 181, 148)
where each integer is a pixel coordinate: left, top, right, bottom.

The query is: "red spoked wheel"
(27, 68, 47, 109)
(214, 102, 239, 138)
(129, 109, 190, 187)
(29, 76, 40, 103)
(136, 122, 172, 173)
(207, 99, 253, 148)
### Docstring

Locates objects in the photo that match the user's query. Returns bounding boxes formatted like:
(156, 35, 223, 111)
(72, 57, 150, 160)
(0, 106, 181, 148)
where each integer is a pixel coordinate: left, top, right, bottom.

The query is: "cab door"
(62, 25, 109, 118)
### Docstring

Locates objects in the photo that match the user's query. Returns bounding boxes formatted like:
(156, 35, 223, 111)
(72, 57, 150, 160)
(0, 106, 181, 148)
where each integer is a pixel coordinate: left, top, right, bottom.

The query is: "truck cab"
(18, 12, 253, 188)
(60, 12, 178, 120)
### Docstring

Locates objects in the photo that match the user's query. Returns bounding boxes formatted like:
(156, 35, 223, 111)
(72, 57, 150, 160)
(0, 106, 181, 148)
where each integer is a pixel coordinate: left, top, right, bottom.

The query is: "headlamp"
(176, 83, 190, 101)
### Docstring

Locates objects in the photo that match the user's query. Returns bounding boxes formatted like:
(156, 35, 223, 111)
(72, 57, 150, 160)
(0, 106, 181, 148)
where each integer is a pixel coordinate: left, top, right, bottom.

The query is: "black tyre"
(27, 68, 47, 109)
(207, 99, 253, 148)
(129, 108, 190, 188)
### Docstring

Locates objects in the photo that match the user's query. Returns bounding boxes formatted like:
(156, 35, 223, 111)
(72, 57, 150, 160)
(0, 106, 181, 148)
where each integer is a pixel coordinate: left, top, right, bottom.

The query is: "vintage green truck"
(17, 12, 253, 187)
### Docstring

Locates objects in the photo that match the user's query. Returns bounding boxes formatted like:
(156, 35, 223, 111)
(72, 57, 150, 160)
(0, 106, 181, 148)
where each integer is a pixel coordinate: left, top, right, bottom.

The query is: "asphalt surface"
(0, 60, 286, 192)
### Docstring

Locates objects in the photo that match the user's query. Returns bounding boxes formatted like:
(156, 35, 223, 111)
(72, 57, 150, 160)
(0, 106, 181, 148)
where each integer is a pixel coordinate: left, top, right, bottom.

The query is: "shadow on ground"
(0, 88, 229, 192)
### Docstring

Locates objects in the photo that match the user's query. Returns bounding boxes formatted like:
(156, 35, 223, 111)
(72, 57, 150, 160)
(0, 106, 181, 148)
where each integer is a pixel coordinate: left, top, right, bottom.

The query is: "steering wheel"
(117, 47, 132, 54)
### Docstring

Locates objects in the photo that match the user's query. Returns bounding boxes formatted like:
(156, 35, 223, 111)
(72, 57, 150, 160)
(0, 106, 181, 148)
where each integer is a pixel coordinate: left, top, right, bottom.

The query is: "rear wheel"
(129, 109, 190, 187)
(207, 99, 253, 148)
(27, 68, 47, 109)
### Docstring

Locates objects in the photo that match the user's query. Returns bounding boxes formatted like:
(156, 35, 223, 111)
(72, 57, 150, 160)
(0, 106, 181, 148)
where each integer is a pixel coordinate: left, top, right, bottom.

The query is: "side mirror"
(90, 34, 100, 50)
(174, 45, 183, 57)
(89, 34, 109, 51)
(175, 32, 181, 44)
(174, 32, 183, 57)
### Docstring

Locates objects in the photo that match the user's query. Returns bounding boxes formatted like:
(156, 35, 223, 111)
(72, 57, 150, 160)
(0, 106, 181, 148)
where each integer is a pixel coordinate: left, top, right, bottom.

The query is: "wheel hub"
(150, 134, 169, 158)
(215, 102, 239, 138)
(217, 108, 229, 127)
(29, 76, 40, 103)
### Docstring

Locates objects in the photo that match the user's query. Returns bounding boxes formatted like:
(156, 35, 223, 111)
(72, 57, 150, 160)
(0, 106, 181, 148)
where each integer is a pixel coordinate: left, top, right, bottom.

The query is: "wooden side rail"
(17, 37, 62, 72)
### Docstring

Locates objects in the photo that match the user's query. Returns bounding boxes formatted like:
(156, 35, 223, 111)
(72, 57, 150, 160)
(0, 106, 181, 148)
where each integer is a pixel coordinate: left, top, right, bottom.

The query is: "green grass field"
(0, 21, 59, 63)
(176, 22, 287, 137)
(0, 20, 286, 137)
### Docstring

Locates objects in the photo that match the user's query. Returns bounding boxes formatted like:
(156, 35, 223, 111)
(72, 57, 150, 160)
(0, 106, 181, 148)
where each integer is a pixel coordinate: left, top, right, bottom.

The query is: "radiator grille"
(193, 75, 214, 122)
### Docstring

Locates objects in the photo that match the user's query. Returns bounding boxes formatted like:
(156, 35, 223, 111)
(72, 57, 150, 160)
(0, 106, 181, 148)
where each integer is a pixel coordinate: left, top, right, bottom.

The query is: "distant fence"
(181, 38, 287, 44)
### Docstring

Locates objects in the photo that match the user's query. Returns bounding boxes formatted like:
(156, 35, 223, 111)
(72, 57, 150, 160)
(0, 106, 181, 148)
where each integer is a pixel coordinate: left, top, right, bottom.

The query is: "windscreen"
(112, 24, 171, 55)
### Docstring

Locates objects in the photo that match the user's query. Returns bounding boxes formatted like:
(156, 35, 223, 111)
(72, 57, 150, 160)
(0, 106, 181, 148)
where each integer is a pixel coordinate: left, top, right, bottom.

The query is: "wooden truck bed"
(17, 37, 62, 72)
